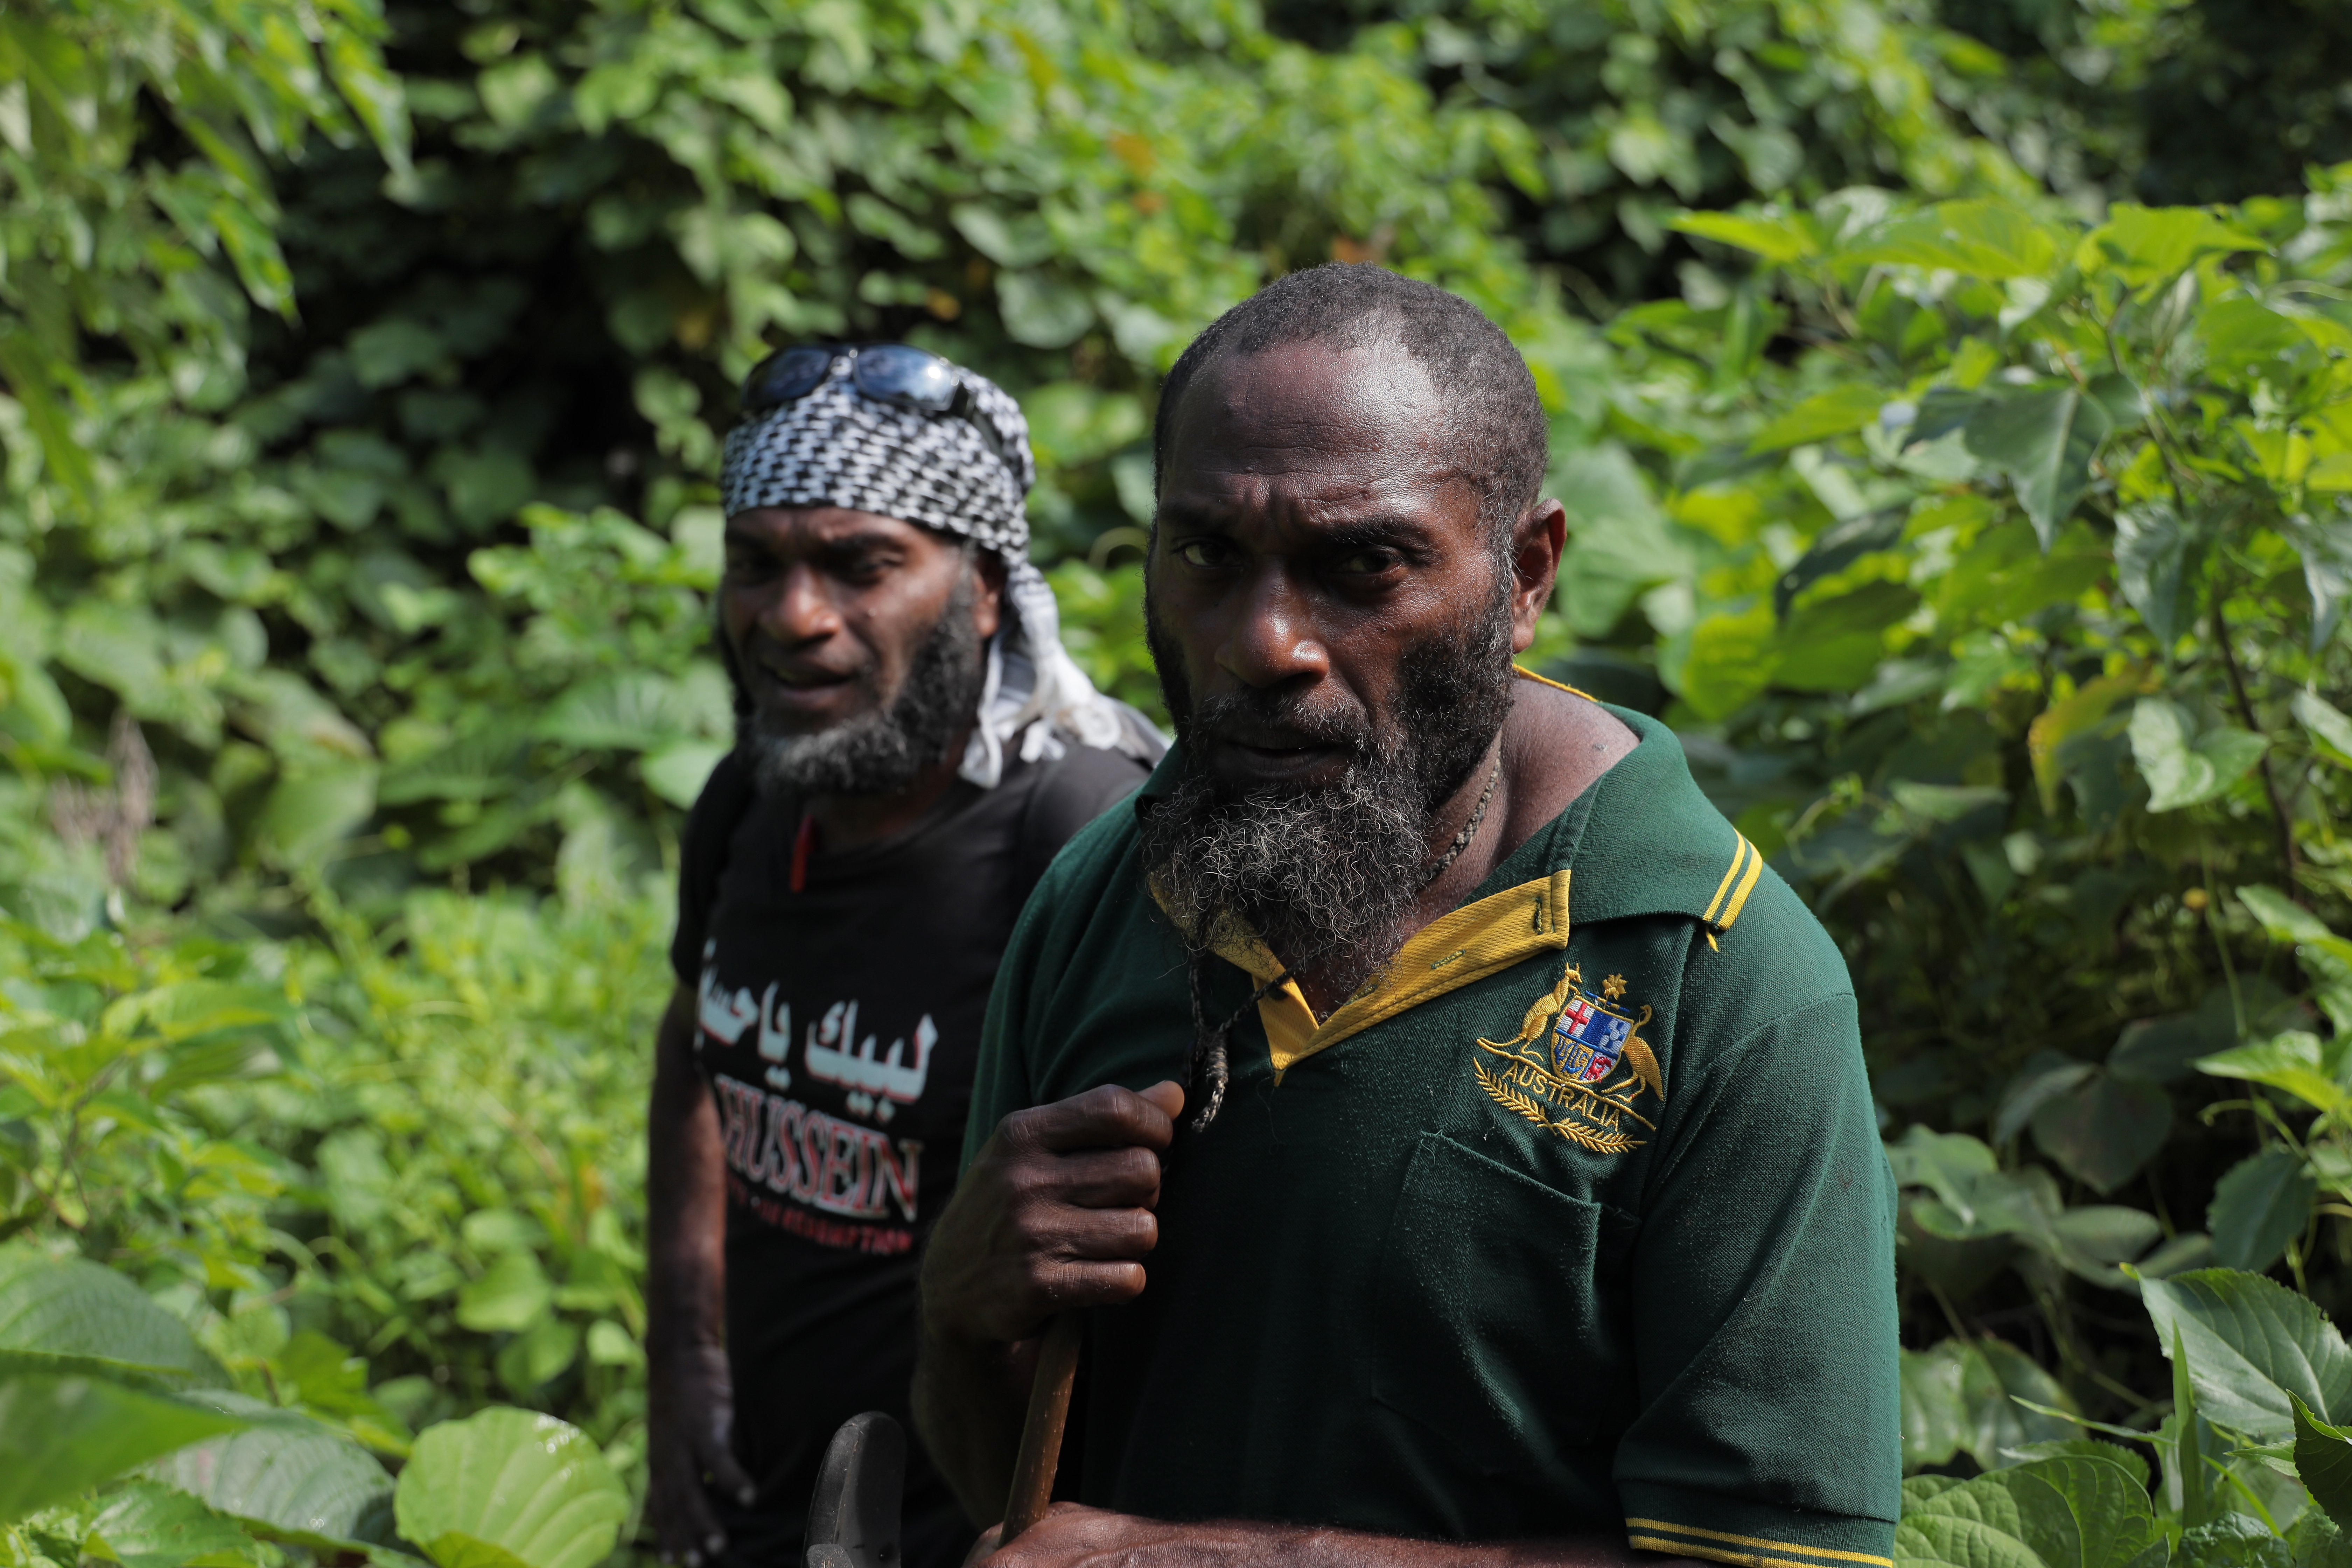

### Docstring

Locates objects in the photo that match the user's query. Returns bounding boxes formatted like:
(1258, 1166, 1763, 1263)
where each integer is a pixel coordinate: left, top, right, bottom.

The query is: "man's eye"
(1174, 539, 1232, 570)
(1332, 548, 1401, 575)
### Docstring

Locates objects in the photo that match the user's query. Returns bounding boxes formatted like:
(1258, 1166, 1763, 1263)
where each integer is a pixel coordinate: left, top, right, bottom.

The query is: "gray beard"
(742, 574, 987, 799)
(1139, 570, 1516, 986)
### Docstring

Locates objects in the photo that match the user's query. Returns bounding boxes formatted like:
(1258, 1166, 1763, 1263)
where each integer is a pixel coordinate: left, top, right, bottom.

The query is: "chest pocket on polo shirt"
(1369, 1131, 1638, 1473)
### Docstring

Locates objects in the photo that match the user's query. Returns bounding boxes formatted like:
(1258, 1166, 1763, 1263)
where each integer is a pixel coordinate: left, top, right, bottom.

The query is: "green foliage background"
(13, 0, 2352, 1562)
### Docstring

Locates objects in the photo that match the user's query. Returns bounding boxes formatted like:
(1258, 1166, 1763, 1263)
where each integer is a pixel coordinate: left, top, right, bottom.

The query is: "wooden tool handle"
(998, 1312, 1083, 1545)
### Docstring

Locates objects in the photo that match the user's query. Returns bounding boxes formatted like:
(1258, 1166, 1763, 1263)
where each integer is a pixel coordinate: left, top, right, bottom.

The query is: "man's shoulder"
(1024, 770, 1145, 908)
(681, 749, 762, 867)
(993, 741, 1145, 898)
(1548, 709, 1854, 1053)
(1017, 742, 1150, 843)
(1679, 862, 1854, 1044)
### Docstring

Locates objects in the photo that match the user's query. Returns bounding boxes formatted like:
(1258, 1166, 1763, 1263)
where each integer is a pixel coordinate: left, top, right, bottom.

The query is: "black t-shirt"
(670, 743, 1148, 1568)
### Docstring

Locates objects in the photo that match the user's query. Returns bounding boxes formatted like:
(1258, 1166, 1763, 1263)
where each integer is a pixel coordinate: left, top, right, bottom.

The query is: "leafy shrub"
(0, 0, 1610, 911)
(20, 0, 2352, 1562)
(0, 853, 665, 1565)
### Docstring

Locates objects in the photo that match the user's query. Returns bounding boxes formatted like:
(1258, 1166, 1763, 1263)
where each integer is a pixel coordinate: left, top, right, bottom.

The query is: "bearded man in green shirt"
(912, 263, 1901, 1568)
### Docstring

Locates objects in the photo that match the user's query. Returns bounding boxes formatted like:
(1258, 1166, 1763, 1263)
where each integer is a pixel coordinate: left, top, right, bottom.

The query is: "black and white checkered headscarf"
(719, 353, 1165, 786)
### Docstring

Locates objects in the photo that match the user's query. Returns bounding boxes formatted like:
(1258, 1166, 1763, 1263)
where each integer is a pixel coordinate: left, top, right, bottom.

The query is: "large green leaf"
(2083, 205, 2264, 288)
(1669, 210, 1820, 264)
(2003, 1456, 2167, 1568)
(2113, 503, 2193, 646)
(1851, 200, 2063, 280)
(2284, 511, 2352, 653)
(1020, 382, 1147, 469)
(255, 763, 379, 865)
(377, 729, 531, 806)
(2129, 699, 2268, 812)
(2179, 1513, 2293, 1568)
(88, 1479, 264, 1568)
(2141, 1268, 2352, 1440)
(146, 1398, 394, 1551)
(2235, 887, 2352, 968)
(1964, 388, 2114, 548)
(640, 740, 730, 810)
(0, 1249, 216, 1382)
(2110, 997, 2239, 1085)
(2029, 1068, 2169, 1194)
(1747, 385, 1889, 453)
(2296, 1394, 2352, 1531)
(537, 673, 699, 753)
(2295, 690, 2352, 769)
(995, 270, 1093, 348)
(455, 1253, 553, 1335)
(2199, 1031, 2352, 1116)
(1895, 1455, 2158, 1568)
(1896, 1336, 2080, 1473)
(2209, 1149, 2317, 1273)
(0, 1373, 245, 1525)
(393, 1408, 627, 1568)
(1679, 602, 1780, 720)
(1895, 1467, 2044, 1568)
(1900, 1342, 1972, 1472)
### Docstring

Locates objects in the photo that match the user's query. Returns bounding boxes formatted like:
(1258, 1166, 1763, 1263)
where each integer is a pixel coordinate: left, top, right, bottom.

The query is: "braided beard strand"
(1142, 571, 1517, 1125)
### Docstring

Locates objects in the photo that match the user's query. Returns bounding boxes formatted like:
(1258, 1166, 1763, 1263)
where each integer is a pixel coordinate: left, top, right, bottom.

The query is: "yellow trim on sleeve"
(1701, 838, 1749, 925)
(1624, 1519, 1892, 1568)
(1716, 837, 1767, 930)
(1162, 869, 1575, 1081)
(1699, 833, 1765, 933)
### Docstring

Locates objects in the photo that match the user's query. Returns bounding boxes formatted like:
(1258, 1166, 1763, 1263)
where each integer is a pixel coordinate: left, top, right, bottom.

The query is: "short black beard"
(736, 573, 986, 799)
(1139, 569, 1515, 987)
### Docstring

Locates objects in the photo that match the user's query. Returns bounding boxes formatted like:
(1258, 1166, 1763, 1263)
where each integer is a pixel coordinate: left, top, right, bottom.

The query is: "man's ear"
(972, 549, 1008, 642)
(1508, 499, 1567, 654)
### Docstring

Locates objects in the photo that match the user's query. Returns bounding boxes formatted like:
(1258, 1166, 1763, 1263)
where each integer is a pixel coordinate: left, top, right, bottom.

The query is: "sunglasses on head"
(741, 342, 1017, 475)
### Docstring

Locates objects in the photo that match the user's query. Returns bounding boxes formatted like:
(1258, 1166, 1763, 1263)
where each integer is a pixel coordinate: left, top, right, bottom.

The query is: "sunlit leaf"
(2297, 690, 2352, 767)
(2129, 699, 2265, 812)
(2113, 503, 2192, 646)
(455, 1254, 552, 1335)
(538, 673, 700, 753)
(1850, 201, 2062, 280)
(1746, 385, 1889, 453)
(2081, 204, 2264, 288)
(2141, 1267, 2352, 1440)
(87, 1479, 263, 1568)
(147, 1397, 394, 1552)
(996, 271, 1093, 349)
(393, 1408, 627, 1568)
(1963, 388, 2114, 548)
(0, 1374, 245, 1526)
(2283, 510, 2352, 653)
(1668, 209, 1818, 264)
(255, 764, 379, 865)
(2198, 1031, 2352, 1116)
(0, 1250, 217, 1382)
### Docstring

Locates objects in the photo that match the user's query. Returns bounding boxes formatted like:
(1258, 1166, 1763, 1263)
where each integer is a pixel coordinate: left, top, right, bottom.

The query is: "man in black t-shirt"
(645, 345, 1159, 1568)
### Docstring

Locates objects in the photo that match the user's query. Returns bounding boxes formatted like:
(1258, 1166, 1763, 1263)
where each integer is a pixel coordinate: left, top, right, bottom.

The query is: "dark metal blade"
(802, 1410, 905, 1568)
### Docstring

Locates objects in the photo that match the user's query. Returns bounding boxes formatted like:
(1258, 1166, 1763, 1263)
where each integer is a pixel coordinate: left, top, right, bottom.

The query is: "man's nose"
(1214, 563, 1329, 689)
(757, 563, 844, 645)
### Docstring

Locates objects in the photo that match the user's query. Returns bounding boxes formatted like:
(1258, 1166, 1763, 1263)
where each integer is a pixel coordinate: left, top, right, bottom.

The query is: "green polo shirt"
(965, 677, 1900, 1568)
